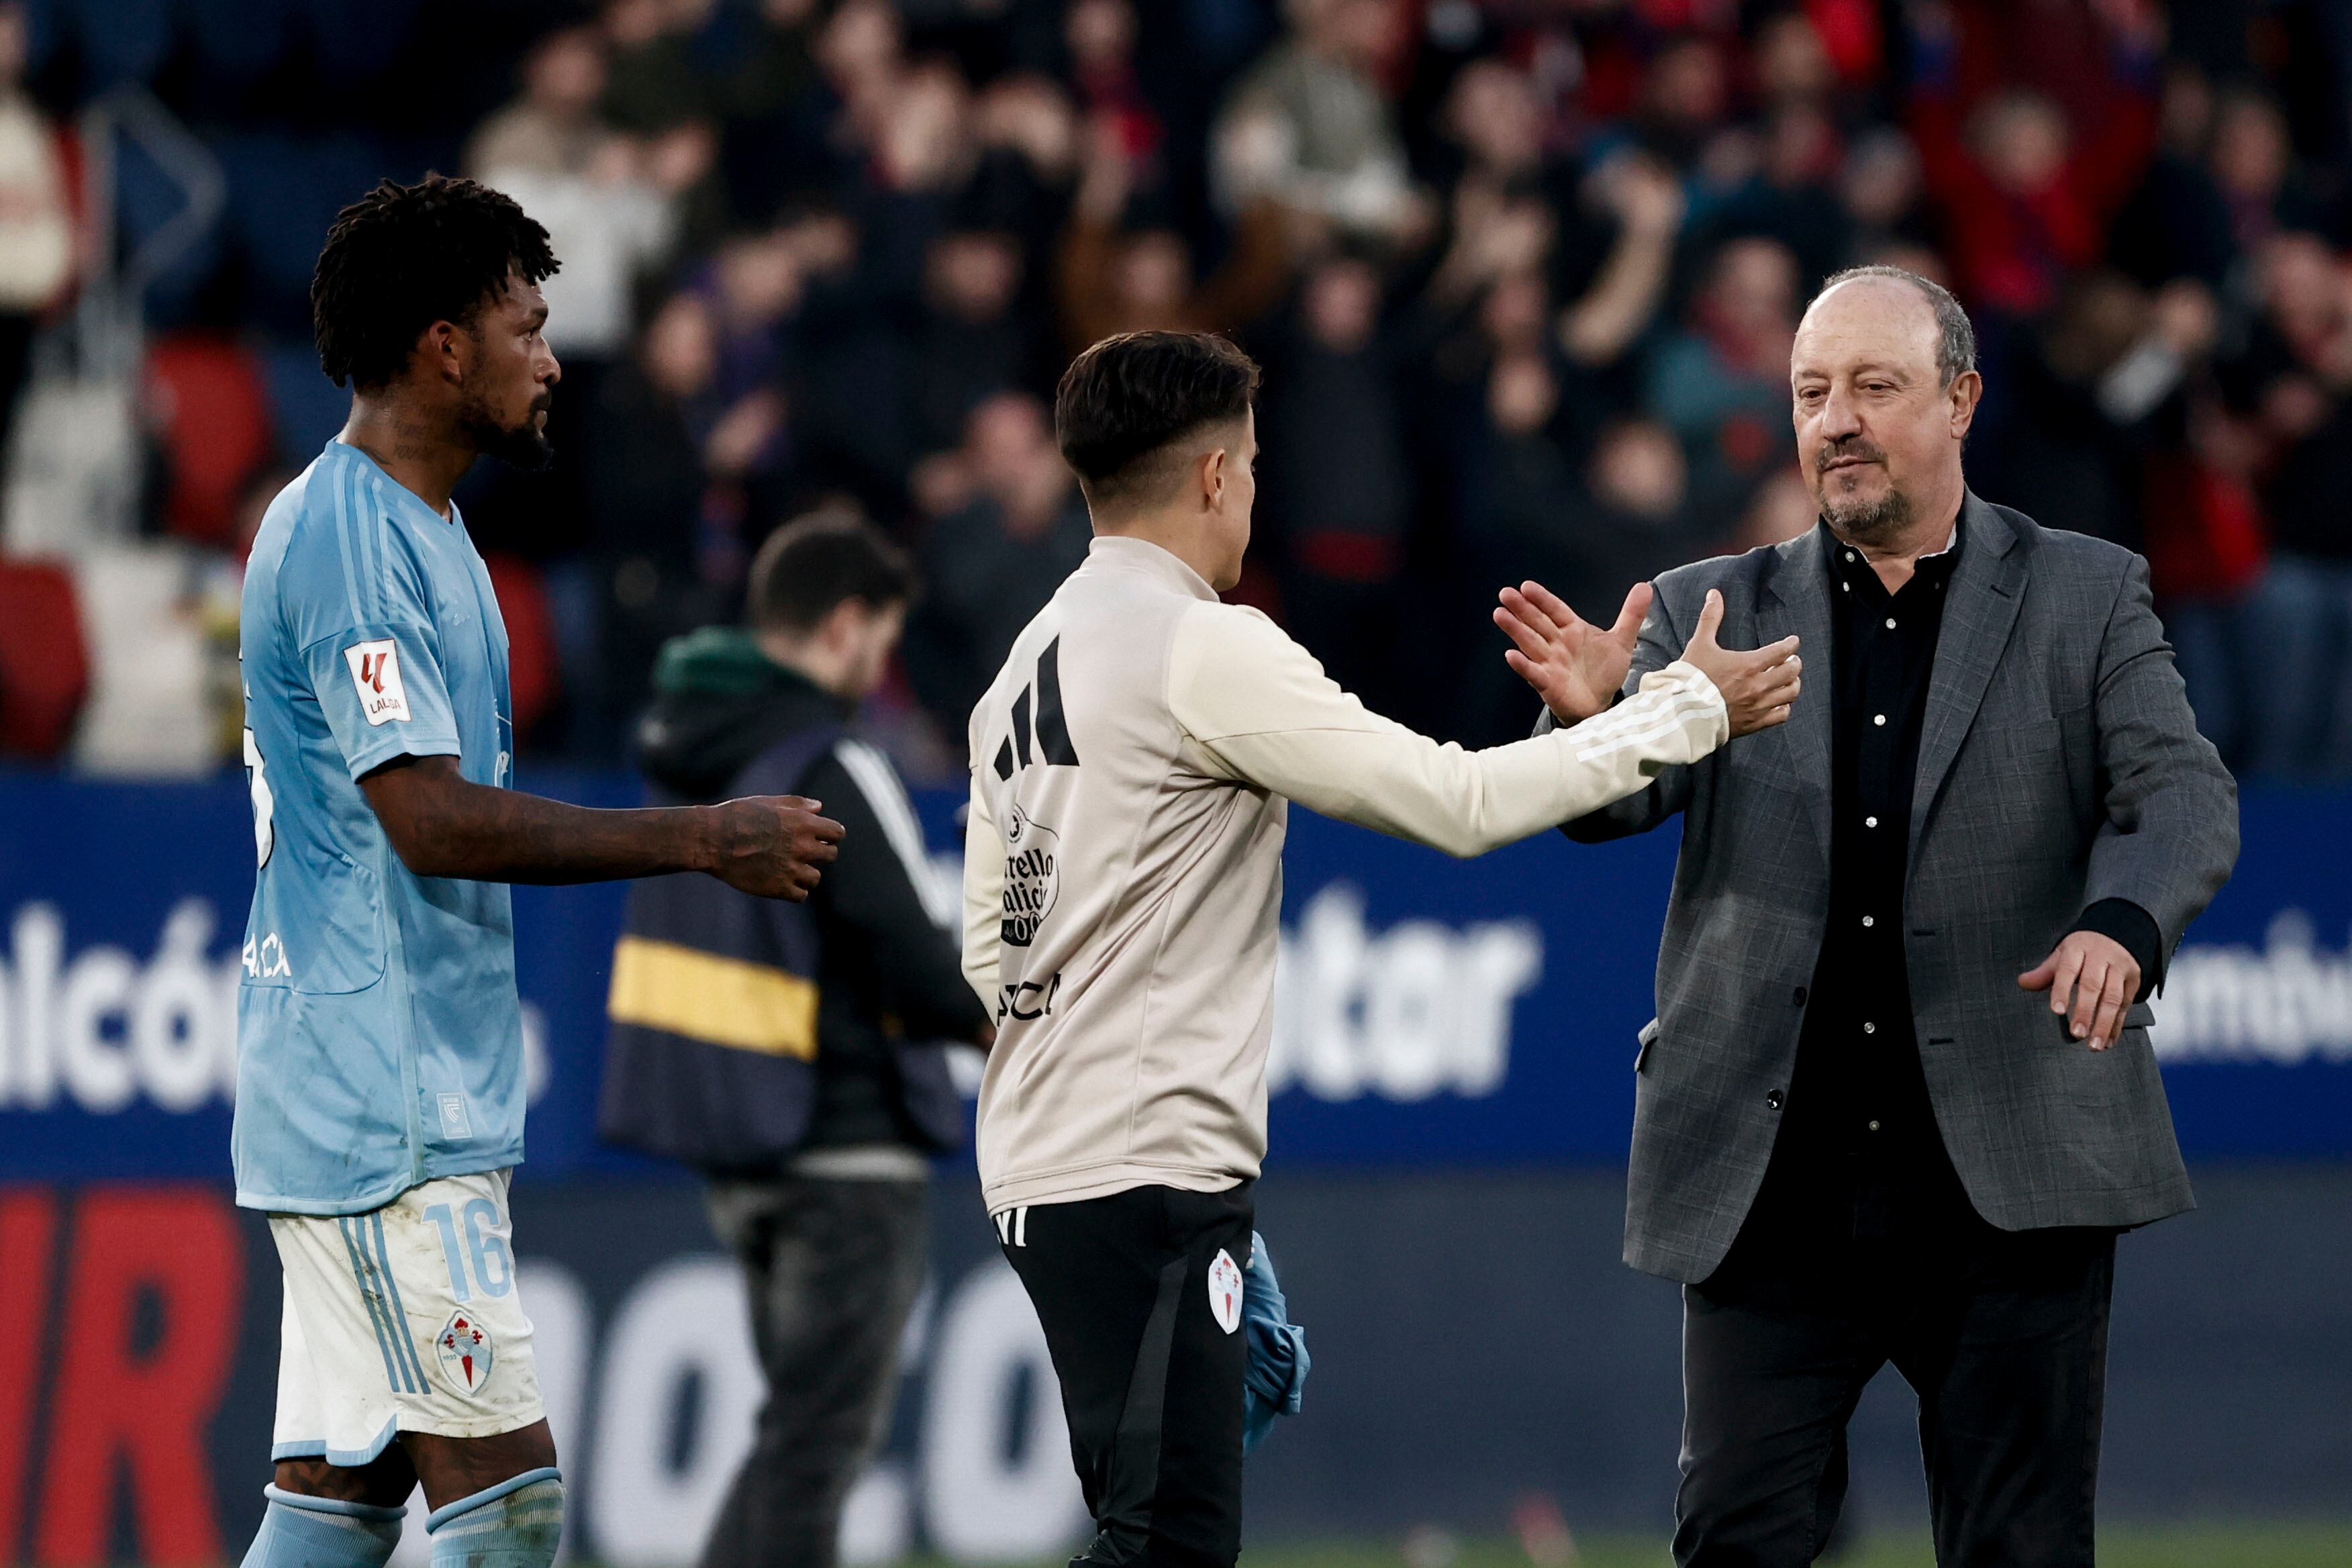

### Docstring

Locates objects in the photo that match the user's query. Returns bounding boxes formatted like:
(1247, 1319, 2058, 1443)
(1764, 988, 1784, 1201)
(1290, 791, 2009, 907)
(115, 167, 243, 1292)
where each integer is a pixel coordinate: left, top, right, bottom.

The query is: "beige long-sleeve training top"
(961, 535, 1726, 1213)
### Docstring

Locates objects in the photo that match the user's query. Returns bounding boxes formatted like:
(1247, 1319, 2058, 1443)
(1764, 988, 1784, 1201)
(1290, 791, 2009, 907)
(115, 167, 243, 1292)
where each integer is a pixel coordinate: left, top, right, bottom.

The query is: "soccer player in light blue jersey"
(233, 175, 843, 1568)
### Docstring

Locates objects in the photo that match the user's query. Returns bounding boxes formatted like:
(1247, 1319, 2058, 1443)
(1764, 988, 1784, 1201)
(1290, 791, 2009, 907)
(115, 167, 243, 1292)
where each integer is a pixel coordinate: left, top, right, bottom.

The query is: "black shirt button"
(1792, 985, 1808, 1006)
(1766, 1089, 1785, 1111)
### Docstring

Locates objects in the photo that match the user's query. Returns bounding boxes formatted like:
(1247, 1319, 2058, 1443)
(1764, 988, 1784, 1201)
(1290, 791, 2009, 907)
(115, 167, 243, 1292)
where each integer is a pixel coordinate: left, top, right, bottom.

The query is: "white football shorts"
(268, 1168, 545, 1466)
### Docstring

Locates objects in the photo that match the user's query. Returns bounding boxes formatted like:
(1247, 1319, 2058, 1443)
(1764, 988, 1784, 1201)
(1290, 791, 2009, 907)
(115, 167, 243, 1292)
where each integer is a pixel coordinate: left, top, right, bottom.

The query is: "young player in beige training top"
(961, 331, 1802, 1568)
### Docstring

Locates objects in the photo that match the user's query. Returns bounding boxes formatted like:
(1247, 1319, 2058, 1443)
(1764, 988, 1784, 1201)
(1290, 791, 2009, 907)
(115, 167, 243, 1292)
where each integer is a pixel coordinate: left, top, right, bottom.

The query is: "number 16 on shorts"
(424, 1191, 513, 1394)
(266, 1167, 546, 1462)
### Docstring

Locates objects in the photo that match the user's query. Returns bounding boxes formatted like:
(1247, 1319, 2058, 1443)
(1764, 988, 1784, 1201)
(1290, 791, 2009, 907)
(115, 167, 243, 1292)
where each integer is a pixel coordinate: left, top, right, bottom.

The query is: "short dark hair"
(312, 175, 559, 390)
(1053, 331, 1261, 509)
(746, 511, 918, 635)
(1812, 264, 1977, 387)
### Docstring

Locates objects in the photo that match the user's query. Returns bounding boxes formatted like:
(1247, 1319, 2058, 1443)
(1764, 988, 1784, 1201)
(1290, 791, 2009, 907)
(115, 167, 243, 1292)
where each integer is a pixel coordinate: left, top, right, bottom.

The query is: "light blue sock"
(240, 1485, 405, 1568)
(426, 1469, 564, 1568)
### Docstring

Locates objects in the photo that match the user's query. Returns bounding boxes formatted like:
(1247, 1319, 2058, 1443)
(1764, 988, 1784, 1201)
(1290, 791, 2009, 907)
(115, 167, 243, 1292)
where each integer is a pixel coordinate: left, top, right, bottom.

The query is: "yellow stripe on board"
(606, 936, 820, 1060)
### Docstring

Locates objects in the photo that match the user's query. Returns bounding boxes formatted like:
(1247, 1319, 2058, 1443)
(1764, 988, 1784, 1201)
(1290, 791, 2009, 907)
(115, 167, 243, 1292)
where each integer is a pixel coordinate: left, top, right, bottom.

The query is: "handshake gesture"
(1495, 580, 1802, 736)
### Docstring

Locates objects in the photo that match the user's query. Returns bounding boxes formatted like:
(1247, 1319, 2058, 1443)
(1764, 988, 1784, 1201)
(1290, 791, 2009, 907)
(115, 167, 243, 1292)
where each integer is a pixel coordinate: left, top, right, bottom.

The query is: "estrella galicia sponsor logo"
(999, 805, 1060, 948)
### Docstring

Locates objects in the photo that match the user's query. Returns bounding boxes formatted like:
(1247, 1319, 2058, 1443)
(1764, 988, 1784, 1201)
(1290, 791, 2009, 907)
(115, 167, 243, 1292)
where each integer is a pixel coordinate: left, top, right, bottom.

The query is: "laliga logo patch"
(1208, 1248, 1243, 1335)
(999, 805, 1061, 948)
(343, 639, 413, 726)
(436, 1310, 495, 1393)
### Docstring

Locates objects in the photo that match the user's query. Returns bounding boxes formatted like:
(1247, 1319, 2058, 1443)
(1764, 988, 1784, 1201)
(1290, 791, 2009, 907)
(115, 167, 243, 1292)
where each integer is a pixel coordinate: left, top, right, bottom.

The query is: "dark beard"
(460, 393, 554, 471)
(1822, 484, 1910, 545)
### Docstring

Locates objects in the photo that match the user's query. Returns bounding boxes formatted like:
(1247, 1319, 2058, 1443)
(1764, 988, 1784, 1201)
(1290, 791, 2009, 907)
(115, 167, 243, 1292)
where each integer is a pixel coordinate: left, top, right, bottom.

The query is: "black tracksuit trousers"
(998, 1181, 1255, 1568)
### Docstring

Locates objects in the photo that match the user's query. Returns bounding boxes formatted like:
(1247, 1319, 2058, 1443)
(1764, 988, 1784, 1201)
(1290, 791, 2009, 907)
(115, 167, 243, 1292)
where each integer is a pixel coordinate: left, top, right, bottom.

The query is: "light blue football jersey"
(233, 440, 524, 1215)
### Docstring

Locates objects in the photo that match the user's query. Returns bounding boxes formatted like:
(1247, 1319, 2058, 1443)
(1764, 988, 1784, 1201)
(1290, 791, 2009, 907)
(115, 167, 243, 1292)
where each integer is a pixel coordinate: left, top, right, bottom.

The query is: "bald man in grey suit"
(1498, 266, 2238, 1567)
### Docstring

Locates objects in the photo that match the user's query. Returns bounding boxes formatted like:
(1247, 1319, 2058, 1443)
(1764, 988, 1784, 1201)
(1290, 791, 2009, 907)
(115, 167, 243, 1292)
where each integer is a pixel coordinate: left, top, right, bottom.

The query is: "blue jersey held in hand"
(232, 440, 524, 1216)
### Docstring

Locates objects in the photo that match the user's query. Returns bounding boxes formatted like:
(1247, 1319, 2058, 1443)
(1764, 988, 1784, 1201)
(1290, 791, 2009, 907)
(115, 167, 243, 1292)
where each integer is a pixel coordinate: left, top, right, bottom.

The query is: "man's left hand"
(2019, 932, 2141, 1050)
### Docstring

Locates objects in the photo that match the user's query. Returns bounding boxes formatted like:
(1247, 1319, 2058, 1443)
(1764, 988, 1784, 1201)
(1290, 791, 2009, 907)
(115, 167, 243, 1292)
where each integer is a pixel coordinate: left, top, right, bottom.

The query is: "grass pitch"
(1238, 1523, 2352, 1567)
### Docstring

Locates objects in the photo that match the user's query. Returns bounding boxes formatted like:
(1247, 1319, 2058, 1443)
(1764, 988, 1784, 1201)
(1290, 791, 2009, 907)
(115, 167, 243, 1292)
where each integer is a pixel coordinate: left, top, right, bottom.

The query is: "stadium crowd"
(0, 0, 2347, 783)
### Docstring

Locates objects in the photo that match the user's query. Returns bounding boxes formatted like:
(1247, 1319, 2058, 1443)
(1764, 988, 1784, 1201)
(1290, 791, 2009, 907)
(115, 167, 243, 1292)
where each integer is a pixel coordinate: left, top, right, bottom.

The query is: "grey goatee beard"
(1822, 485, 1910, 546)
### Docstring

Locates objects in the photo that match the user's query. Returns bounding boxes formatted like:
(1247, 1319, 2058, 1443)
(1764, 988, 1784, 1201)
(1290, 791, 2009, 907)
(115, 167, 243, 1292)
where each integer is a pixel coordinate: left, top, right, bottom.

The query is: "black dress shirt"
(1728, 519, 2163, 1268)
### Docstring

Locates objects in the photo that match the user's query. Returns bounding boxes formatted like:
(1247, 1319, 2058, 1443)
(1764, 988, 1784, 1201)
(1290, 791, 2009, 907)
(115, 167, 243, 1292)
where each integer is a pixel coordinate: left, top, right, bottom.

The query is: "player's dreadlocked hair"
(311, 174, 558, 390)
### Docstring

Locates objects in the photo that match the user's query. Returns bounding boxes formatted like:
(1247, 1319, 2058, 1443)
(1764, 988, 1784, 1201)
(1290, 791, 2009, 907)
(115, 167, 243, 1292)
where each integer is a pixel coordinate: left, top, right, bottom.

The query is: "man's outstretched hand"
(1501, 581, 1800, 738)
(706, 795, 844, 901)
(1496, 580, 1653, 724)
(1679, 590, 1802, 737)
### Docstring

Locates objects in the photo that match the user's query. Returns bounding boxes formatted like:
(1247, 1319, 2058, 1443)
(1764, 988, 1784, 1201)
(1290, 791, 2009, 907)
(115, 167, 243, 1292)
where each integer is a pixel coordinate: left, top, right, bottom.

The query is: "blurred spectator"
(601, 0, 718, 134)
(961, 75, 1081, 262)
(1065, 0, 1161, 166)
(1906, 0, 2158, 316)
(1257, 253, 1412, 701)
(1455, 348, 1579, 741)
(576, 291, 754, 742)
(0, 0, 68, 480)
(1425, 60, 1570, 324)
(1630, 34, 1732, 174)
(696, 230, 803, 407)
(914, 229, 1038, 452)
(901, 393, 1091, 732)
(467, 26, 616, 176)
(1581, 416, 1713, 585)
(1647, 236, 1799, 509)
(1839, 127, 1931, 266)
(1697, 103, 1852, 295)
(1981, 271, 2218, 552)
(2143, 399, 2267, 769)
(1553, 152, 1687, 379)
(2106, 63, 2239, 291)
(2218, 232, 2352, 777)
(1212, 0, 1428, 246)
(1753, 10, 1841, 115)
(715, 0, 819, 126)
(2208, 89, 2333, 256)
(1418, 143, 1684, 462)
(716, 0, 906, 225)
(771, 45, 1008, 510)
(599, 0, 727, 243)
(470, 28, 679, 363)
(1436, 56, 1549, 197)
(1459, 375, 1710, 739)
(1059, 120, 1294, 350)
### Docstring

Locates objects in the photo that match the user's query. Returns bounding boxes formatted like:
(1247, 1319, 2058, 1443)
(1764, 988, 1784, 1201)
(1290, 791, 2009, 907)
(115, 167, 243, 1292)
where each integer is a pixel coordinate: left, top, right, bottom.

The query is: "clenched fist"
(704, 795, 844, 900)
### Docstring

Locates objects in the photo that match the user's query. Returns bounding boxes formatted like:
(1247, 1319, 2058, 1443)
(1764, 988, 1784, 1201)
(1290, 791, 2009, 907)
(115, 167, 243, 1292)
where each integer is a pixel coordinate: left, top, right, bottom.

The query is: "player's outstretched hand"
(1680, 589, 1802, 737)
(1496, 579, 1653, 723)
(706, 795, 844, 901)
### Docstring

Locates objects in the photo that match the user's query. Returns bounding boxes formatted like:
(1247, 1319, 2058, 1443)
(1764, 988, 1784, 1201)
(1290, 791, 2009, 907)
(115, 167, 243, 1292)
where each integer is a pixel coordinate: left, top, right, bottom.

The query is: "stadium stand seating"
(0, 556, 88, 758)
(144, 332, 272, 546)
(485, 552, 560, 744)
(68, 544, 215, 774)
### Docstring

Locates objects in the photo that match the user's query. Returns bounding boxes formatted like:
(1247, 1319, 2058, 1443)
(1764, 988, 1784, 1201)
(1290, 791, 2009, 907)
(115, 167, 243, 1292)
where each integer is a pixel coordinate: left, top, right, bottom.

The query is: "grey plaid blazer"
(1553, 495, 2239, 1283)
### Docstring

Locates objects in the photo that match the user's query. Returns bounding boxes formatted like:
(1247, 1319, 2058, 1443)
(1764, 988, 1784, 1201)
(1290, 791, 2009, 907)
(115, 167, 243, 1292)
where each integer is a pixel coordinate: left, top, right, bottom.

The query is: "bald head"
(1803, 265, 1976, 387)
(1790, 266, 1981, 550)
